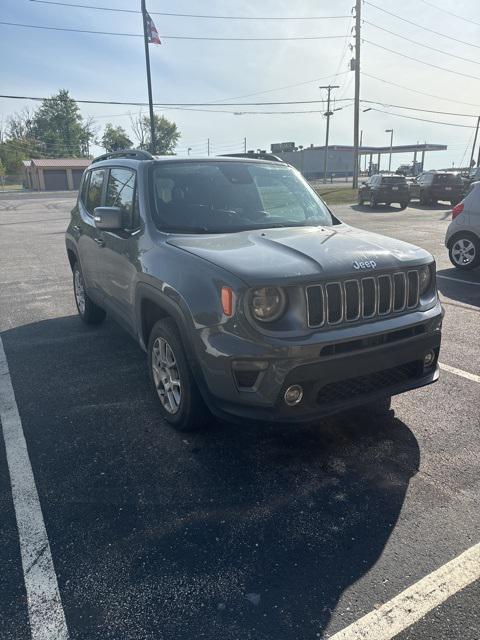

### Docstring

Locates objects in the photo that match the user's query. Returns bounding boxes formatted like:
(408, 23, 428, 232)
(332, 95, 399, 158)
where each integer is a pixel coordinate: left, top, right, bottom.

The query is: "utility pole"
(320, 84, 339, 184)
(359, 129, 363, 176)
(469, 116, 480, 169)
(207, 138, 210, 156)
(386, 129, 394, 172)
(141, 0, 156, 154)
(244, 137, 247, 153)
(352, 0, 361, 189)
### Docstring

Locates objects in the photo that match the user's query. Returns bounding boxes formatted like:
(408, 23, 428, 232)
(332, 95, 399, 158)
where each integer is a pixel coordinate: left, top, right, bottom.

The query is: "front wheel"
(148, 318, 209, 432)
(399, 201, 409, 210)
(73, 262, 106, 324)
(449, 234, 480, 270)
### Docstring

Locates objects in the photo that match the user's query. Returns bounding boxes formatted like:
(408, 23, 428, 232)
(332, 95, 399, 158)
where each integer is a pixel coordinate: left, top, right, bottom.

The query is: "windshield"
(151, 161, 333, 233)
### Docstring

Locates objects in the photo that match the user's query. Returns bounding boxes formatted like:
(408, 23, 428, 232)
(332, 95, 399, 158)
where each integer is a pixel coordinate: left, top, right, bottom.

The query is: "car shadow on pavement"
(1, 315, 421, 640)
(351, 204, 406, 213)
(437, 268, 480, 308)
(407, 202, 451, 212)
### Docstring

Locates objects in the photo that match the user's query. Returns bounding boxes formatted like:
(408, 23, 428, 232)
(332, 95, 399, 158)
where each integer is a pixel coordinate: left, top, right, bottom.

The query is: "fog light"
(284, 385, 303, 406)
(424, 350, 435, 367)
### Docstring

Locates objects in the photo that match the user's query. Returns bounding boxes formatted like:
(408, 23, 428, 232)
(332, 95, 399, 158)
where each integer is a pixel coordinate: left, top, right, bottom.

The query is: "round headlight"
(418, 265, 432, 295)
(250, 287, 286, 322)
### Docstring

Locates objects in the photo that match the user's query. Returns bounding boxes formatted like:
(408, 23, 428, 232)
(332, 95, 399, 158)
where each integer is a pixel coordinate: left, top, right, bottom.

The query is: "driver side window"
(105, 168, 137, 229)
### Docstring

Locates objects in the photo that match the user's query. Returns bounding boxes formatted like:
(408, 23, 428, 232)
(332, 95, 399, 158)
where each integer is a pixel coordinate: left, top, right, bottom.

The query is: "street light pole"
(320, 84, 339, 184)
(141, 0, 156, 154)
(386, 129, 394, 172)
(352, 0, 361, 189)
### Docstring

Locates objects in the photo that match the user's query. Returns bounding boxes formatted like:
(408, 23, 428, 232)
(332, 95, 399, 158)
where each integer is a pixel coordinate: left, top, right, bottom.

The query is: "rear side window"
(106, 168, 137, 228)
(85, 169, 105, 214)
(433, 173, 461, 185)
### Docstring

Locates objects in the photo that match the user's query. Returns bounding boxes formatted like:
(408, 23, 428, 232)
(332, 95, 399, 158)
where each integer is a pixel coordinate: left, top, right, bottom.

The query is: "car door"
(362, 176, 372, 201)
(76, 168, 107, 304)
(411, 175, 422, 199)
(95, 167, 140, 332)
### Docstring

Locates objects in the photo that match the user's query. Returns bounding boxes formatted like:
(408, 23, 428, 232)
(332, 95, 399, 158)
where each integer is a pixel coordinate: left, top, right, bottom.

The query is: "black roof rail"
(91, 149, 154, 164)
(218, 152, 285, 163)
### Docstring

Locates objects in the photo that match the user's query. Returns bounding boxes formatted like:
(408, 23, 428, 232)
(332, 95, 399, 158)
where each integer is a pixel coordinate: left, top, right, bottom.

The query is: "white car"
(445, 181, 480, 270)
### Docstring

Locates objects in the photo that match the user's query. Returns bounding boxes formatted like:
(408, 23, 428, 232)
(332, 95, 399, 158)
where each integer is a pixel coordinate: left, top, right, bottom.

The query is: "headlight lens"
(250, 287, 286, 322)
(418, 264, 432, 295)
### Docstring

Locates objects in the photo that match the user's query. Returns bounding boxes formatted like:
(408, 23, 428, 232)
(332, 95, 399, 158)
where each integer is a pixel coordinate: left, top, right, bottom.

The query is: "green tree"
(0, 140, 31, 174)
(101, 123, 133, 152)
(29, 89, 94, 157)
(131, 112, 180, 154)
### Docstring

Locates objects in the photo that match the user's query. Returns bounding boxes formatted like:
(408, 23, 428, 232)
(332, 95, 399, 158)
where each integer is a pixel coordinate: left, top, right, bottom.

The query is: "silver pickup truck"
(65, 151, 442, 432)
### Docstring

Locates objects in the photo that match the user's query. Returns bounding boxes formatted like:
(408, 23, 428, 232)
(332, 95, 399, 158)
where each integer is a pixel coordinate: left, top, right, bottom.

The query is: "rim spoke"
(152, 337, 182, 414)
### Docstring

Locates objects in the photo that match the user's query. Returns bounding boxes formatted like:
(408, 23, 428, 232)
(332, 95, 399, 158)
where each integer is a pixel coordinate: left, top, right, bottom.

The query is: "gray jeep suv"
(65, 150, 442, 431)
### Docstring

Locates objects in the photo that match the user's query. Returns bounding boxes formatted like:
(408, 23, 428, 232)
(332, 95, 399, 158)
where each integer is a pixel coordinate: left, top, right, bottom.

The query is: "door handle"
(94, 237, 105, 247)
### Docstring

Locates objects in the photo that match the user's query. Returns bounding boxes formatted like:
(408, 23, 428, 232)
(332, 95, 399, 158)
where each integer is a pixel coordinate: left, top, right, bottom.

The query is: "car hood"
(166, 223, 432, 286)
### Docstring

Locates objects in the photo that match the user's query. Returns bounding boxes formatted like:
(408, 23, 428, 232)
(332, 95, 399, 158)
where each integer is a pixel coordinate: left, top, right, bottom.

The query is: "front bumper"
(194, 302, 443, 424)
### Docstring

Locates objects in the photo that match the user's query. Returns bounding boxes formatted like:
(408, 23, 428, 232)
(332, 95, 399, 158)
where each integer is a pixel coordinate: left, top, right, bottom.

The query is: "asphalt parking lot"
(0, 192, 479, 640)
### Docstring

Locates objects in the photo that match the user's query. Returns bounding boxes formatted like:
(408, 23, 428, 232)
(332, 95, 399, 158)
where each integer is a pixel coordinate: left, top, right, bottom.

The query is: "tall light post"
(386, 129, 394, 172)
(187, 147, 192, 156)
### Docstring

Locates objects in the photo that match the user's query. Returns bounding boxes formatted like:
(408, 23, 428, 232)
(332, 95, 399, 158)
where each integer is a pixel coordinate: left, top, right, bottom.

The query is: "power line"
(28, 0, 351, 20)
(364, 40, 480, 82)
(418, 0, 480, 28)
(0, 93, 356, 106)
(364, 21, 480, 66)
(0, 20, 348, 41)
(364, 1, 480, 50)
(363, 107, 477, 129)
(4, 91, 478, 118)
(210, 71, 351, 104)
(362, 72, 480, 109)
(361, 100, 479, 118)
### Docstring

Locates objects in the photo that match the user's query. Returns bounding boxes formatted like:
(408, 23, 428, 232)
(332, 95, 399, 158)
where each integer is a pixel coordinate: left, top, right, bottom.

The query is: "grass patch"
(313, 186, 357, 205)
(0, 184, 23, 192)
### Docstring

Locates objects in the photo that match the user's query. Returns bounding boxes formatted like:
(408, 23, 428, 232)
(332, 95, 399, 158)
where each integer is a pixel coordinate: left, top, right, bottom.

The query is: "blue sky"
(1, 0, 480, 169)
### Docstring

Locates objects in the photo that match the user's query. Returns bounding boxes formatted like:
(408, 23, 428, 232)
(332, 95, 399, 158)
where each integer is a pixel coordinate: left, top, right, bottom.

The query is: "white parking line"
(0, 336, 69, 640)
(328, 542, 480, 640)
(437, 274, 480, 286)
(439, 362, 480, 384)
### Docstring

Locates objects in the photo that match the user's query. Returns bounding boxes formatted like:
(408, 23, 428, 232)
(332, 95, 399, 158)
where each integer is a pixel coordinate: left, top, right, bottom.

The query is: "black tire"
(148, 318, 209, 432)
(399, 201, 409, 210)
(73, 261, 106, 325)
(419, 195, 428, 206)
(448, 233, 480, 270)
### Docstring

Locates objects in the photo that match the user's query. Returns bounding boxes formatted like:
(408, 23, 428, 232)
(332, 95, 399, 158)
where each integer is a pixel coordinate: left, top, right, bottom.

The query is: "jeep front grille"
(306, 270, 421, 328)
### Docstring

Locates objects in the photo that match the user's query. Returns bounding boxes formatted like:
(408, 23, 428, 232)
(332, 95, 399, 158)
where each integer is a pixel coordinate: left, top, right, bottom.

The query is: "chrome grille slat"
(306, 269, 420, 328)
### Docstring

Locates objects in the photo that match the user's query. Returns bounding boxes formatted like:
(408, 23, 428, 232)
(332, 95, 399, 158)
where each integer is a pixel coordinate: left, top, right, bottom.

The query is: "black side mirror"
(94, 206, 123, 231)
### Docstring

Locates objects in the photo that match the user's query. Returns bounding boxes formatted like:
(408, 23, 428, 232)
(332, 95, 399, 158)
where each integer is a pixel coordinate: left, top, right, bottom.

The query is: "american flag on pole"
(146, 12, 161, 44)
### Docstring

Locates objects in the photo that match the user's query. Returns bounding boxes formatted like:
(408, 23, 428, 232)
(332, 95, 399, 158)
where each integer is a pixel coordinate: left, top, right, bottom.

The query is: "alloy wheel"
(452, 238, 476, 266)
(74, 267, 86, 315)
(151, 337, 182, 414)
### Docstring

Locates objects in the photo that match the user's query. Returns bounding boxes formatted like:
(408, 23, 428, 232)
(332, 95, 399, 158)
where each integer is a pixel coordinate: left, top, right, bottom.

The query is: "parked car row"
(358, 171, 464, 209)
